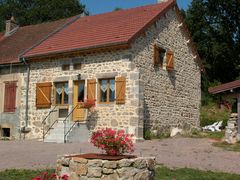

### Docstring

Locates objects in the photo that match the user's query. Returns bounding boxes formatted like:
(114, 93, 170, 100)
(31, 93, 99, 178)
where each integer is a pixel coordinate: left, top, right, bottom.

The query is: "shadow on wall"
(86, 110, 99, 131)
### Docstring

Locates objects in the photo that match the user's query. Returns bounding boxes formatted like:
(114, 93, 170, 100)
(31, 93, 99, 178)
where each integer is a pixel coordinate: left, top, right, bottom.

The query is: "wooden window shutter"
(166, 51, 174, 71)
(36, 82, 52, 108)
(87, 79, 96, 100)
(4, 82, 17, 112)
(153, 45, 158, 66)
(116, 77, 126, 104)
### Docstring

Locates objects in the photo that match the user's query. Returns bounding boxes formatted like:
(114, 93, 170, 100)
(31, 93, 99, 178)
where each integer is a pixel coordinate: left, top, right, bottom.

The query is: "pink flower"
(90, 128, 134, 156)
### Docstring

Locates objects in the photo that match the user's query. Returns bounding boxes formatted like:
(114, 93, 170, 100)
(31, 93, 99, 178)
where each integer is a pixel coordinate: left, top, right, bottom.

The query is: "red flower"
(90, 128, 134, 156)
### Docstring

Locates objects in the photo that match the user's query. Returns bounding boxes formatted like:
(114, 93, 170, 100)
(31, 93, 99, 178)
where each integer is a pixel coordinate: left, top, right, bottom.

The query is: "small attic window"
(62, 64, 70, 71)
(153, 45, 166, 67)
(73, 63, 82, 70)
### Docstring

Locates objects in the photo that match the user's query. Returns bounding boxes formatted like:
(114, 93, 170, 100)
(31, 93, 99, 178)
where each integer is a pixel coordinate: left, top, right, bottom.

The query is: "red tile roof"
(208, 80, 240, 94)
(0, 17, 76, 65)
(23, 0, 176, 58)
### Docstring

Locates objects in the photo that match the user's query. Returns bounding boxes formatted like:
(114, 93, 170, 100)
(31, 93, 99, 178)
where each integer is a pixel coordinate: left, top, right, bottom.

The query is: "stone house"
(0, 0, 202, 142)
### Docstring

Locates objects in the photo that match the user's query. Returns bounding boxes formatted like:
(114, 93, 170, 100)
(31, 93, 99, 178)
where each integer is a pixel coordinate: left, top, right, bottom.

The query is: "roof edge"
(19, 15, 81, 60)
(208, 80, 240, 94)
(128, 0, 176, 44)
(25, 42, 131, 61)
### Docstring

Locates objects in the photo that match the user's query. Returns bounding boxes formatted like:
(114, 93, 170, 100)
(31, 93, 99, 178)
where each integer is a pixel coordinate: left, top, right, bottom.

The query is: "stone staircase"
(44, 120, 89, 143)
(66, 123, 90, 143)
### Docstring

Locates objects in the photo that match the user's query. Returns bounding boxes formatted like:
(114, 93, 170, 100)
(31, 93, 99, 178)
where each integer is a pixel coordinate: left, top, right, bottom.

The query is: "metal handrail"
(42, 106, 57, 124)
(63, 104, 79, 143)
(64, 122, 77, 143)
(43, 119, 59, 140)
(42, 106, 57, 141)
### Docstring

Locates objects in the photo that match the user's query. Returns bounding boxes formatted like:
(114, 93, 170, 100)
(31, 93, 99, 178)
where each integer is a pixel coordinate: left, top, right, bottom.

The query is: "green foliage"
(114, 7, 123, 11)
(0, 0, 87, 32)
(144, 129, 152, 140)
(0, 169, 55, 180)
(156, 166, 240, 180)
(200, 102, 230, 127)
(185, 0, 240, 87)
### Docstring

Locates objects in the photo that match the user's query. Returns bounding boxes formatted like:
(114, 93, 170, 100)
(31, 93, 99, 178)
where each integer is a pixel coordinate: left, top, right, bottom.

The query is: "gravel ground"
(0, 137, 240, 174)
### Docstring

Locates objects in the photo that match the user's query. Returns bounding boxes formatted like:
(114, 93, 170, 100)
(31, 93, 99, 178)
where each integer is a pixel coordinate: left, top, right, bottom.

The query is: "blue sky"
(81, 0, 192, 15)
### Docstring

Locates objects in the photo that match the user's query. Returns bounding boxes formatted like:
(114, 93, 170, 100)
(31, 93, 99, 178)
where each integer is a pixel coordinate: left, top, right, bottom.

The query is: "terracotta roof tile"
(0, 17, 75, 65)
(24, 0, 176, 58)
(209, 80, 240, 94)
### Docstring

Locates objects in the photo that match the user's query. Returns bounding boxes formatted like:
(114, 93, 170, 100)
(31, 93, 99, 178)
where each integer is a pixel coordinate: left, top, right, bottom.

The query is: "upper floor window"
(98, 79, 115, 103)
(153, 45, 166, 67)
(62, 64, 70, 71)
(55, 82, 69, 105)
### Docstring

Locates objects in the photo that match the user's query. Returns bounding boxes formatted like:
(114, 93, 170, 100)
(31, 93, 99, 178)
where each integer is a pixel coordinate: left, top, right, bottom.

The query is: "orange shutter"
(36, 82, 52, 108)
(166, 51, 174, 71)
(153, 45, 158, 66)
(116, 77, 126, 104)
(87, 79, 96, 100)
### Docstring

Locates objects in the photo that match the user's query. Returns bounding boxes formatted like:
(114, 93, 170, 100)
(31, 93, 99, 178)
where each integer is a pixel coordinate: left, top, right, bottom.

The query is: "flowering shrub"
(91, 128, 134, 156)
(79, 99, 96, 112)
(32, 172, 68, 180)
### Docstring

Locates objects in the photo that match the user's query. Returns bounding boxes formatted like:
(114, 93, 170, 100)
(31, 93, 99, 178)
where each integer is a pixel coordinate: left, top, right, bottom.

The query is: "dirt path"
(0, 138, 239, 174)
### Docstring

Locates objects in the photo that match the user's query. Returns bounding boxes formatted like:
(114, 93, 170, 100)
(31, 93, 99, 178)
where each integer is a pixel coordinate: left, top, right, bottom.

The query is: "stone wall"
(131, 7, 201, 134)
(21, 50, 143, 140)
(225, 113, 238, 144)
(56, 155, 155, 180)
(0, 65, 26, 139)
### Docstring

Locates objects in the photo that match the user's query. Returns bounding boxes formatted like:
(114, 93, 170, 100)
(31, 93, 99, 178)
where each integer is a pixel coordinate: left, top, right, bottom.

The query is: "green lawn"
(0, 169, 55, 180)
(213, 141, 240, 152)
(156, 166, 240, 180)
(185, 130, 225, 140)
(1, 167, 240, 180)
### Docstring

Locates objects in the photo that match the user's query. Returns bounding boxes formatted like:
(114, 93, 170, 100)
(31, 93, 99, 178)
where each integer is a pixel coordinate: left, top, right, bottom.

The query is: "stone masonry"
(20, 50, 143, 140)
(131, 7, 201, 135)
(56, 155, 155, 180)
(2, 5, 201, 140)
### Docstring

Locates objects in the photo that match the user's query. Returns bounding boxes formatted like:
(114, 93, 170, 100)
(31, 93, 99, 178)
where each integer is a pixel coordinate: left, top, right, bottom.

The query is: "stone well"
(56, 154, 156, 180)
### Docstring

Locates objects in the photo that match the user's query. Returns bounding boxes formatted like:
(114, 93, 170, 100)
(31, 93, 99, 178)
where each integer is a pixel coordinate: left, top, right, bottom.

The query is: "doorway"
(73, 80, 86, 121)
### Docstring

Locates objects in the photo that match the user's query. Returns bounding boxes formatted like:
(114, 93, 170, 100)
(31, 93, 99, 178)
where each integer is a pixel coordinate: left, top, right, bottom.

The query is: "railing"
(42, 106, 57, 141)
(64, 122, 77, 143)
(63, 104, 79, 143)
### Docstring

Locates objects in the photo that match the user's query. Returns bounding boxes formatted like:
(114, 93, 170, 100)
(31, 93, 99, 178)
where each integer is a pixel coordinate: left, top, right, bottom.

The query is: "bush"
(90, 128, 134, 156)
(144, 129, 152, 140)
(200, 102, 230, 128)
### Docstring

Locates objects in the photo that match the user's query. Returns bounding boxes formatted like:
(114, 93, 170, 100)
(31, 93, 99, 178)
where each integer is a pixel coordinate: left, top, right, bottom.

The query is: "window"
(62, 64, 70, 71)
(77, 81, 85, 102)
(4, 82, 17, 112)
(98, 79, 115, 103)
(73, 63, 82, 70)
(153, 45, 166, 67)
(55, 82, 69, 105)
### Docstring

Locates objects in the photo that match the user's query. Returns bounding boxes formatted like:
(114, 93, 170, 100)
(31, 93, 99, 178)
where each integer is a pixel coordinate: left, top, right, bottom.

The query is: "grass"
(0, 169, 55, 180)
(183, 130, 225, 140)
(156, 166, 240, 180)
(213, 141, 240, 152)
(0, 167, 240, 180)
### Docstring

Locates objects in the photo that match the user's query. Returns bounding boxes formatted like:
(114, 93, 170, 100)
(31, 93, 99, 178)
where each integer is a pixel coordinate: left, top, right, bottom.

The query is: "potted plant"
(90, 128, 134, 156)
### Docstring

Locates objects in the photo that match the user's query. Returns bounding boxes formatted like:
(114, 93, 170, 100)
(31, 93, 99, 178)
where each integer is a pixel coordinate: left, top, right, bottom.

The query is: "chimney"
(157, 0, 169, 3)
(5, 16, 18, 36)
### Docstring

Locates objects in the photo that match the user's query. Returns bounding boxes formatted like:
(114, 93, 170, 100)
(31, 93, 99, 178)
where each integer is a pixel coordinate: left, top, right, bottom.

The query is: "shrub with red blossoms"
(90, 128, 134, 156)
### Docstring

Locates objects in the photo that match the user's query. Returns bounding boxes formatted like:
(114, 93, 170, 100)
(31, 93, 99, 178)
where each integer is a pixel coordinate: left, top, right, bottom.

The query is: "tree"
(0, 0, 87, 32)
(114, 7, 123, 11)
(185, 0, 240, 85)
